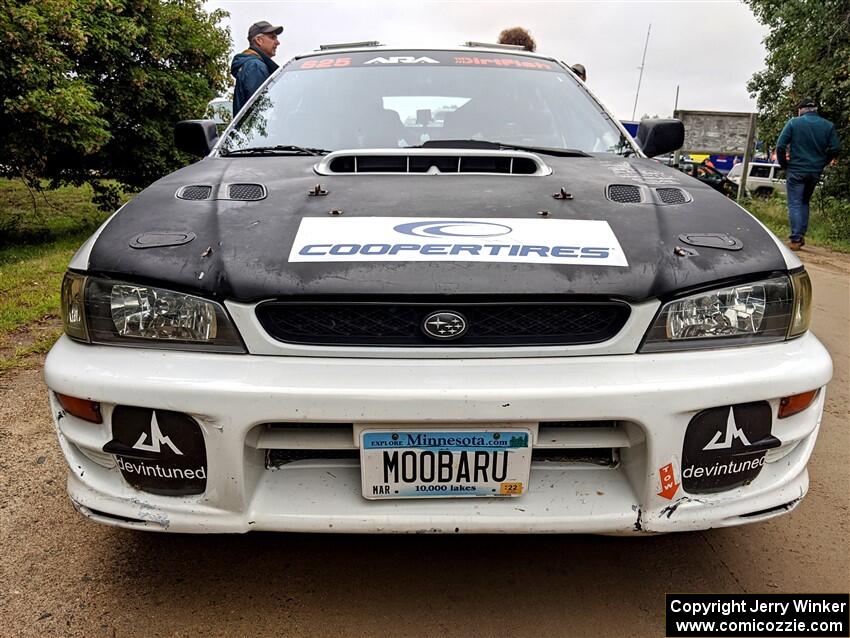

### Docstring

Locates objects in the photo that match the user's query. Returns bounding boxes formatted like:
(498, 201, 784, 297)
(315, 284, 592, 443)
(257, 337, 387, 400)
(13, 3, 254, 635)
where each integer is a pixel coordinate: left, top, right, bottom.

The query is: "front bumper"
(45, 333, 832, 534)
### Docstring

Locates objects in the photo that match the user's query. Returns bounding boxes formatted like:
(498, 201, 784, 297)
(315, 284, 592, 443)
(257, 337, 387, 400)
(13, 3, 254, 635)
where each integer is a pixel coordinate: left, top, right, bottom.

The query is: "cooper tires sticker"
(289, 217, 628, 266)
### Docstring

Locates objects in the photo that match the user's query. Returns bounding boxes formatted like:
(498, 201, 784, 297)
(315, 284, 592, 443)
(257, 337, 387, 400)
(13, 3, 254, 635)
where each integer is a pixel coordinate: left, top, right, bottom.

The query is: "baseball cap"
(797, 97, 817, 109)
(248, 21, 283, 41)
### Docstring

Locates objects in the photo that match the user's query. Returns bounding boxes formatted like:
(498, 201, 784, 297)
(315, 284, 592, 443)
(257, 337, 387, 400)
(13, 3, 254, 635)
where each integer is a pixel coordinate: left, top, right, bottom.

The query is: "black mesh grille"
(228, 183, 265, 200)
(607, 184, 642, 203)
(656, 188, 688, 204)
(267, 449, 359, 468)
(256, 301, 630, 346)
(177, 185, 212, 200)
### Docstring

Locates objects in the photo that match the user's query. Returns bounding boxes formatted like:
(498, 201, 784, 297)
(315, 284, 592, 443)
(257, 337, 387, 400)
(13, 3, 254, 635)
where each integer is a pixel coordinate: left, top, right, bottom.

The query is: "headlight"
(61, 274, 245, 353)
(640, 275, 802, 352)
(61, 272, 89, 342)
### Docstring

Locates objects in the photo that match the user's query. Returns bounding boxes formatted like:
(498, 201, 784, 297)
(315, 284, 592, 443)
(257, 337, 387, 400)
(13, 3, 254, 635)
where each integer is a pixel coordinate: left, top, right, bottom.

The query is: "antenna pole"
(631, 23, 652, 121)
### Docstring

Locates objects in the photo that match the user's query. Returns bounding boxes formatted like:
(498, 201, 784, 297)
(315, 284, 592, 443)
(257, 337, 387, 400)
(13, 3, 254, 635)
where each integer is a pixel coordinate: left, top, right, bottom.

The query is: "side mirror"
(636, 119, 684, 157)
(174, 120, 219, 157)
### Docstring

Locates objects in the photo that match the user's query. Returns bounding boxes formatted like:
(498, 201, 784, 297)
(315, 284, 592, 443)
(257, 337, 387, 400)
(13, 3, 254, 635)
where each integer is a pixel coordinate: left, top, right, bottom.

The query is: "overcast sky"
(205, 0, 769, 120)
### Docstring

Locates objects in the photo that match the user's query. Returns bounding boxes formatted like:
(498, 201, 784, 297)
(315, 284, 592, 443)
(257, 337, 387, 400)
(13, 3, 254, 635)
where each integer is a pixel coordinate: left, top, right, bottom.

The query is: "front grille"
(265, 447, 617, 468)
(255, 301, 630, 346)
(227, 183, 266, 200)
(257, 420, 629, 469)
(606, 184, 642, 203)
(268, 449, 359, 468)
(177, 185, 212, 200)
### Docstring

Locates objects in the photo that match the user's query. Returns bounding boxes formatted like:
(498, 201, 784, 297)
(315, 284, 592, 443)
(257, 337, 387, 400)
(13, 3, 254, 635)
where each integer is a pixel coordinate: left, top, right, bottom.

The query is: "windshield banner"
(289, 51, 562, 72)
(288, 217, 628, 266)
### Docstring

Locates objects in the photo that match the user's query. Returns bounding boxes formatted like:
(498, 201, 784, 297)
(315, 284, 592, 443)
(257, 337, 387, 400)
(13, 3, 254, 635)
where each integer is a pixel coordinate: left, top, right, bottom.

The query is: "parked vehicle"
(677, 159, 737, 197)
(46, 44, 830, 535)
(727, 161, 787, 197)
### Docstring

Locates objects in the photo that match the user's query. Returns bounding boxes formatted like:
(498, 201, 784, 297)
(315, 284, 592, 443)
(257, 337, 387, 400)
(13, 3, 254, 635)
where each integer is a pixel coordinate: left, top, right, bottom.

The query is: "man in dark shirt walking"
(231, 21, 283, 114)
(775, 98, 841, 250)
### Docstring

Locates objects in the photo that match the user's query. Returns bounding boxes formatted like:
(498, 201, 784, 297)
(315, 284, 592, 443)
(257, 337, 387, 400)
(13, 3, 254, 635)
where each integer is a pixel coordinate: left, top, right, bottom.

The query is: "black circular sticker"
(681, 401, 780, 494)
(105, 406, 207, 496)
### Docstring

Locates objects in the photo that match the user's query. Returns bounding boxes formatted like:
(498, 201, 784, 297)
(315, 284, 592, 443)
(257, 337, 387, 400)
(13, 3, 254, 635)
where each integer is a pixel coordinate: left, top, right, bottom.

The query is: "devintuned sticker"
(288, 217, 628, 266)
(105, 407, 207, 496)
(681, 402, 780, 494)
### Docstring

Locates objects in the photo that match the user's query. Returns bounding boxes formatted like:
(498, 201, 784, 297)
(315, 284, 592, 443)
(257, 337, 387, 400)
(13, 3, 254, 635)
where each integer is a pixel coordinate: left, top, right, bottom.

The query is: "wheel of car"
(754, 187, 773, 198)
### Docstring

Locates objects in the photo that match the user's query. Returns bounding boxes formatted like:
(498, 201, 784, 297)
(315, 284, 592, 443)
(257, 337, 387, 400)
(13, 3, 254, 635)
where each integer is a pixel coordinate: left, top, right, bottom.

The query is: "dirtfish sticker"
(288, 217, 628, 266)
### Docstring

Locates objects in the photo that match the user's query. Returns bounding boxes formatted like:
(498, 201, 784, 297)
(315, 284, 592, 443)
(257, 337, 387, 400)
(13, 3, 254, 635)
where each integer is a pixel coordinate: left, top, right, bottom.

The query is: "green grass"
(0, 328, 63, 373)
(0, 178, 114, 247)
(0, 234, 91, 337)
(742, 194, 850, 253)
(0, 178, 123, 372)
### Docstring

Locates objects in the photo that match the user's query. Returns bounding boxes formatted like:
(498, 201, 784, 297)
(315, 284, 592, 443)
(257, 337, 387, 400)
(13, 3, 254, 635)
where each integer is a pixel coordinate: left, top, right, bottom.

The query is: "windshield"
(221, 50, 629, 155)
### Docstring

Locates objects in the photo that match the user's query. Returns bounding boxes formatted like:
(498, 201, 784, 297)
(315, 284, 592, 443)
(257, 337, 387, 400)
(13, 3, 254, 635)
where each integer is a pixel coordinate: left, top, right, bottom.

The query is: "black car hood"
(87, 155, 787, 302)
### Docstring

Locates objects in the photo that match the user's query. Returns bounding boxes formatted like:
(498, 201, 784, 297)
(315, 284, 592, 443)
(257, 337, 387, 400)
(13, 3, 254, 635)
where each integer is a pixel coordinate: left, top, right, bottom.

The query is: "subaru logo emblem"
(422, 311, 468, 341)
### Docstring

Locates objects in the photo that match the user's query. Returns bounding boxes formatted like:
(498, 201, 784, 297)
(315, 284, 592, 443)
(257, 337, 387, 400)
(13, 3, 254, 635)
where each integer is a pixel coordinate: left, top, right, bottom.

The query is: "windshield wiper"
(220, 145, 330, 157)
(413, 139, 589, 157)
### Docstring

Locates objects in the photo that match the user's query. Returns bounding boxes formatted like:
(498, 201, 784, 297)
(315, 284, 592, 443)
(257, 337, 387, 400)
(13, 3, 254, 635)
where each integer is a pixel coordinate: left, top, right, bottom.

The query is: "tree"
(745, 0, 849, 198)
(1, 0, 230, 207)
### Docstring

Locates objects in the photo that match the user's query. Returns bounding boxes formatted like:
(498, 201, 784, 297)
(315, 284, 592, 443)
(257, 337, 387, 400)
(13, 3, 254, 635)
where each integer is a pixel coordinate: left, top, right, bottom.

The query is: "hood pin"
(308, 184, 328, 196)
(537, 210, 551, 217)
(553, 188, 573, 200)
(328, 209, 344, 216)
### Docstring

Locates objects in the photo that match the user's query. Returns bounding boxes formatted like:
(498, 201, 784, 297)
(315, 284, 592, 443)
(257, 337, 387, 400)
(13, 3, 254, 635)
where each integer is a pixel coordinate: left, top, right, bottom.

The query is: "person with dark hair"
(497, 27, 536, 52)
(571, 63, 586, 82)
(775, 98, 841, 250)
(231, 21, 284, 114)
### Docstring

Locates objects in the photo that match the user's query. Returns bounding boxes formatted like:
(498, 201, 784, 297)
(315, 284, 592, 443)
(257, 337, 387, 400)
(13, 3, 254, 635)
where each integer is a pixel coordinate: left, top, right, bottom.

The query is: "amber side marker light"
(55, 393, 103, 424)
(778, 389, 819, 419)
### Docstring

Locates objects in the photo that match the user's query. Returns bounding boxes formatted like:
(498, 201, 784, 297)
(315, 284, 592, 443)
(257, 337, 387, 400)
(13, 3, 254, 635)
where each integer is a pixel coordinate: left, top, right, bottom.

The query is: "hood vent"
(607, 184, 643, 203)
(315, 149, 552, 176)
(606, 184, 692, 205)
(226, 183, 266, 201)
(656, 187, 690, 204)
(175, 183, 267, 201)
(176, 185, 212, 200)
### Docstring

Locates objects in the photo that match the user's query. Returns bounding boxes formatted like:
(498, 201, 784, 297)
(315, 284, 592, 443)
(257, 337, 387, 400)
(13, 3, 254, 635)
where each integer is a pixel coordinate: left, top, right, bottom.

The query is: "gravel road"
(1, 247, 848, 638)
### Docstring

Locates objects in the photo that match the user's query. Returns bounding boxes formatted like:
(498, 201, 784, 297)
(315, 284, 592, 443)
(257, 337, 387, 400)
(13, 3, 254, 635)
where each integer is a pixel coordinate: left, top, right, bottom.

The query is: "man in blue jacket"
(231, 21, 283, 115)
(775, 98, 841, 250)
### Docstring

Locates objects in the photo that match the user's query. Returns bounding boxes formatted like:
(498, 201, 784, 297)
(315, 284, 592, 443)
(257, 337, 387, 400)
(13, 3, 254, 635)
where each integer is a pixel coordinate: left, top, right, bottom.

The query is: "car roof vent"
(655, 187, 691, 205)
(606, 184, 643, 203)
(176, 185, 213, 200)
(226, 183, 266, 201)
(316, 149, 551, 176)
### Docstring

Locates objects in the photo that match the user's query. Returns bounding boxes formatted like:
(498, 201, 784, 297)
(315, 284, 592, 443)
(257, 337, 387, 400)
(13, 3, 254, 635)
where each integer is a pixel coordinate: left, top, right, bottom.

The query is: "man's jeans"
(785, 172, 820, 241)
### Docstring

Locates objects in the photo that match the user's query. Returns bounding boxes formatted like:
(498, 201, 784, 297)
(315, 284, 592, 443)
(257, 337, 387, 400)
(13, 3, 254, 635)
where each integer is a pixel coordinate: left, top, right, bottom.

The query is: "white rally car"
(45, 44, 832, 533)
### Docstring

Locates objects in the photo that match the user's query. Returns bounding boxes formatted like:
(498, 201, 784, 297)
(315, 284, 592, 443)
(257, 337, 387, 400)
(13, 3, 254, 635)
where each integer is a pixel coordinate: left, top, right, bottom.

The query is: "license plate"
(360, 429, 532, 499)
